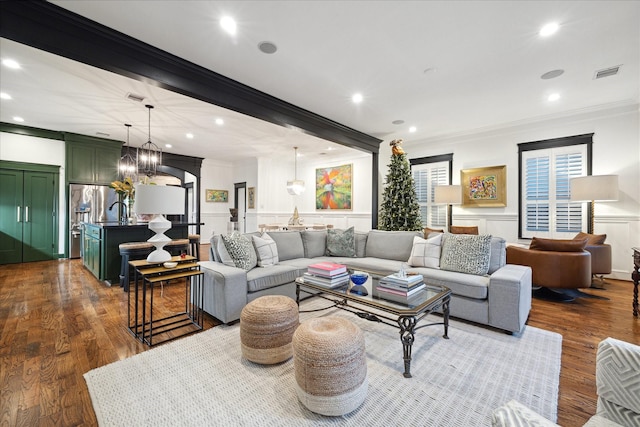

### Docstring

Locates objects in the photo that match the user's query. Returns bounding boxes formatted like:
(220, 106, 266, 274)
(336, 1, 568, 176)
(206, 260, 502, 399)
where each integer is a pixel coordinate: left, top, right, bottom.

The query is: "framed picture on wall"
(248, 187, 255, 209)
(205, 189, 228, 203)
(460, 165, 506, 207)
(315, 163, 352, 210)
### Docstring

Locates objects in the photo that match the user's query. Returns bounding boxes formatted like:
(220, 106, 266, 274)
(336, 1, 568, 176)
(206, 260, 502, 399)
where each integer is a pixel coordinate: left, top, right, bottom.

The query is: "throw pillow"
(326, 226, 356, 257)
(407, 234, 442, 268)
(212, 234, 236, 267)
(440, 234, 492, 276)
(574, 231, 607, 245)
(221, 233, 257, 271)
(530, 237, 587, 252)
(251, 234, 279, 267)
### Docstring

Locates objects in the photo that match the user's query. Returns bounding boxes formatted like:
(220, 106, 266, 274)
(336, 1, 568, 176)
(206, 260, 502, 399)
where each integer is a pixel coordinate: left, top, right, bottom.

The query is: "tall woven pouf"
(293, 316, 368, 416)
(240, 295, 299, 364)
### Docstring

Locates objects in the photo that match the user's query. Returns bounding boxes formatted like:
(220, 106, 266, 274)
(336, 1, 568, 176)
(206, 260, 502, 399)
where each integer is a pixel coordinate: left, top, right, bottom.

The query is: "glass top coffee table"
(295, 269, 451, 378)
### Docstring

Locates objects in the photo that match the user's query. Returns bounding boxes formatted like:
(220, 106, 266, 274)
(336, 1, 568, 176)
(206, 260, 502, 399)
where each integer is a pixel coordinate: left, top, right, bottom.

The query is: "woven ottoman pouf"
(240, 295, 299, 364)
(293, 316, 368, 416)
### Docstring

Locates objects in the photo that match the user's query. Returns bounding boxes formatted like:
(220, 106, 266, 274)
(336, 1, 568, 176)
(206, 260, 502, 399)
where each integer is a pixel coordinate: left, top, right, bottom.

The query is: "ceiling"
(1, 1, 638, 163)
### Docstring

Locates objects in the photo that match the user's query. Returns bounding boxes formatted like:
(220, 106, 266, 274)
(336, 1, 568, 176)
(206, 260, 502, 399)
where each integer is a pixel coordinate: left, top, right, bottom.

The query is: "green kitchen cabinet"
(65, 136, 121, 185)
(82, 224, 102, 278)
(0, 163, 59, 264)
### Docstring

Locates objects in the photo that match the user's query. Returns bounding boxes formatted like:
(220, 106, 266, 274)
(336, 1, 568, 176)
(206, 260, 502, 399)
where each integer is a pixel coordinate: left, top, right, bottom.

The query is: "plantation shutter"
(412, 162, 448, 228)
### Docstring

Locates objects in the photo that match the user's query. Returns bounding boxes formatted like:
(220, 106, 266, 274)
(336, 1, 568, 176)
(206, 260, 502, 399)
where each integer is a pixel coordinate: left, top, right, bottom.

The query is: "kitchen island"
(82, 222, 193, 286)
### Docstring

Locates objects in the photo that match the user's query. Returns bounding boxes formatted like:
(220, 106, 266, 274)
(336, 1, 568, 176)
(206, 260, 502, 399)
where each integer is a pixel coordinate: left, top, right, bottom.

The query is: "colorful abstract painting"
(469, 174, 497, 200)
(460, 165, 506, 207)
(315, 164, 352, 210)
(205, 189, 228, 203)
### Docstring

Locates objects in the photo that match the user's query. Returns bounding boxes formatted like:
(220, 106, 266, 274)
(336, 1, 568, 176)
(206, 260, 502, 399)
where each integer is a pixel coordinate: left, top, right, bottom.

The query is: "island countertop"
(84, 221, 201, 230)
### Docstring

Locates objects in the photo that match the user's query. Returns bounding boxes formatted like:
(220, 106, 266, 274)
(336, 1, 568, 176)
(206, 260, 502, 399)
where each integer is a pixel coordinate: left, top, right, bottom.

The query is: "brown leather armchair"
(506, 237, 591, 301)
(574, 232, 612, 287)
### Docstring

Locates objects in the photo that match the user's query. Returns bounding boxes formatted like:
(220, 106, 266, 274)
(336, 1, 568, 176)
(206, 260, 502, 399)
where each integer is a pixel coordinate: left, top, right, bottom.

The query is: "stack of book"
(375, 273, 426, 304)
(303, 262, 349, 288)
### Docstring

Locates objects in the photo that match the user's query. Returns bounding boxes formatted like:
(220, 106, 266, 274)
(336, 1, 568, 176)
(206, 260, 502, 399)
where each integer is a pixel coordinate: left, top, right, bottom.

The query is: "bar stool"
(165, 239, 189, 257)
(188, 234, 200, 261)
(118, 242, 153, 292)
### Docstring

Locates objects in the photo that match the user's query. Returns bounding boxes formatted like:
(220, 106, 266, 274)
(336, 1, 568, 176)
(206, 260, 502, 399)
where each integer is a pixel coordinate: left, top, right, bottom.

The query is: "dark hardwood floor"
(0, 245, 638, 426)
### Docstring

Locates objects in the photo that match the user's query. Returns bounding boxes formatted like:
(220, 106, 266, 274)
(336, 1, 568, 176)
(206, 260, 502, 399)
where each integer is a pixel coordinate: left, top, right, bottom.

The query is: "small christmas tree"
(378, 139, 423, 231)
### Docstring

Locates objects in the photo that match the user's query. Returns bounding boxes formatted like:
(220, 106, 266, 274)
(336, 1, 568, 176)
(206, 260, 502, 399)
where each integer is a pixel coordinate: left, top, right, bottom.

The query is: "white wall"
(402, 103, 640, 280)
(0, 132, 67, 253)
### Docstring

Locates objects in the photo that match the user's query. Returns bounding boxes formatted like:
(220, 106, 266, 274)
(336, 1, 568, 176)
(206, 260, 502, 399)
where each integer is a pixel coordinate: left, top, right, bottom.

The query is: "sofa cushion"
(355, 232, 368, 258)
(252, 234, 279, 267)
(440, 234, 492, 276)
(221, 233, 257, 271)
(301, 230, 327, 258)
(530, 237, 588, 252)
(326, 227, 356, 257)
(246, 264, 299, 293)
(488, 237, 507, 275)
(574, 231, 607, 245)
(365, 230, 422, 261)
(407, 234, 442, 268)
(415, 267, 490, 299)
(265, 231, 305, 261)
(211, 234, 236, 267)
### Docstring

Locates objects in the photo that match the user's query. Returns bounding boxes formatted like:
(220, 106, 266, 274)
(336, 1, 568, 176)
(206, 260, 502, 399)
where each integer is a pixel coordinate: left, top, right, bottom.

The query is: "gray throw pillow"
(440, 234, 492, 276)
(326, 227, 356, 257)
(251, 234, 279, 267)
(301, 230, 327, 258)
(221, 233, 257, 271)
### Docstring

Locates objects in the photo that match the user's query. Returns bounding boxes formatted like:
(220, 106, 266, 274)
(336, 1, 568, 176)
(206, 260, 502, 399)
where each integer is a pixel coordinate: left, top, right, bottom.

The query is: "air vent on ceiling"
(126, 92, 145, 102)
(96, 132, 110, 137)
(594, 65, 621, 80)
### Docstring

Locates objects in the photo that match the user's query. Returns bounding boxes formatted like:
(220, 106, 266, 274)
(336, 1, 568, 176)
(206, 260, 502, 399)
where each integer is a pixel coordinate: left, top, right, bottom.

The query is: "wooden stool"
(118, 242, 153, 291)
(188, 234, 200, 260)
(293, 316, 367, 416)
(240, 295, 299, 364)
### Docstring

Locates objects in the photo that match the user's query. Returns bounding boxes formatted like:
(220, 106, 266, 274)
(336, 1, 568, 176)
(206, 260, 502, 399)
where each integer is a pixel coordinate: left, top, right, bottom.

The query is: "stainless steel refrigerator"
(69, 184, 119, 259)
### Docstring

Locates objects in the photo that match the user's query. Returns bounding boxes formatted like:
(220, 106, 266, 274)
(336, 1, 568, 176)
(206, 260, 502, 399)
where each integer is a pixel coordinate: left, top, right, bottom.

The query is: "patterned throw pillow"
(440, 234, 492, 276)
(251, 233, 279, 267)
(221, 233, 257, 271)
(326, 227, 356, 257)
(407, 234, 442, 268)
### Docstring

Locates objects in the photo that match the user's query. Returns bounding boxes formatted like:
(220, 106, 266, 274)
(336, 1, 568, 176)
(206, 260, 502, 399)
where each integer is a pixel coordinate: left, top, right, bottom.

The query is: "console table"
(633, 247, 639, 317)
(128, 255, 204, 346)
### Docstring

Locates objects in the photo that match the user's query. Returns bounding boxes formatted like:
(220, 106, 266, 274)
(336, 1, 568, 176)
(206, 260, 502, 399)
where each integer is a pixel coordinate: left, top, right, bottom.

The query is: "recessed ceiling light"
(2, 58, 21, 69)
(13, 116, 24, 122)
(258, 41, 278, 54)
(186, 133, 194, 139)
(392, 119, 405, 125)
(220, 16, 237, 35)
(409, 126, 417, 133)
(165, 144, 172, 148)
(352, 93, 363, 104)
(539, 22, 559, 37)
(215, 118, 224, 126)
(0, 92, 12, 100)
(327, 147, 334, 151)
(548, 93, 560, 102)
(541, 69, 564, 80)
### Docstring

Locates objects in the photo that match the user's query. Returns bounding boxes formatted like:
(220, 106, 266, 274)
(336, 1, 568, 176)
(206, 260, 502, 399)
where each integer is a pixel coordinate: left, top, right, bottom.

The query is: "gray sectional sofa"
(198, 229, 532, 333)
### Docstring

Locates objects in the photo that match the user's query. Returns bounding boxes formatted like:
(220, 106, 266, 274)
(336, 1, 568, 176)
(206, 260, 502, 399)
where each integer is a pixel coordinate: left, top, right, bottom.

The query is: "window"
(410, 154, 453, 229)
(518, 134, 592, 239)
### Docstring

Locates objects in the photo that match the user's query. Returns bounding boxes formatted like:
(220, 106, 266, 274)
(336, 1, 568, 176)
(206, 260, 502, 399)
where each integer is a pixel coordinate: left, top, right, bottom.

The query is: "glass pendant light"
(286, 146, 305, 195)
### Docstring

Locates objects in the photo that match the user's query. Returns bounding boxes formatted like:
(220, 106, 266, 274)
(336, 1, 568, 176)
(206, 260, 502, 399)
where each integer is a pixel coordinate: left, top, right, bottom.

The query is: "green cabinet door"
(95, 145, 121, 184)
(66, 143, 95, 183)
(66, 139, 121, 184)
(0, 169, 24, 264)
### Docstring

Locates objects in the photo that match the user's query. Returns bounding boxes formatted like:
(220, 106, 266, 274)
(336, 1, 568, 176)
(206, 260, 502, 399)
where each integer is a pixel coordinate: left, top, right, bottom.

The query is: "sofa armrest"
(488, 264, 532, 333)
(198, 261, 248, 324)
(595, 338, 640, 425)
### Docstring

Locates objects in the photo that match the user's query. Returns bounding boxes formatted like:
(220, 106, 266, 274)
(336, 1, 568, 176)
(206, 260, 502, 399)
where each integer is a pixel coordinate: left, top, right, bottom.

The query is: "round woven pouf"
(240, 295, 299, 364)
(293, 316, 368, 416)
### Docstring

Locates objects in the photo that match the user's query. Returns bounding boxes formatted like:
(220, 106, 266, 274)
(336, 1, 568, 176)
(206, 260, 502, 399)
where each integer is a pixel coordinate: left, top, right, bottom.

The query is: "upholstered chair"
(450, 225, 479, 235)
(574, 232, 612, 288)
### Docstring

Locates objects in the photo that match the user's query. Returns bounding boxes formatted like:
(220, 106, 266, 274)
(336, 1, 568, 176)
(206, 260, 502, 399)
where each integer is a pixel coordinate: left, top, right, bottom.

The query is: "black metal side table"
(128, 255, 204, 346)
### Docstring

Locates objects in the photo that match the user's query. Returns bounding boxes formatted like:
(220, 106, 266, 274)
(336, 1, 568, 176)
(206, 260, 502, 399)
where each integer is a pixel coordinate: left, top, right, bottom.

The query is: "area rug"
(84, 298, 562, 426)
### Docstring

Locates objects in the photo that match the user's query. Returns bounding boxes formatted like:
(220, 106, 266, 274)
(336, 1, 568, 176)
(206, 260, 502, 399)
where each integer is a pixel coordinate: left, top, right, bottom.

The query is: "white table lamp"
(434, 185, 462, 232)
(570, 175, 618, 234)
(134, 184, 185, 262)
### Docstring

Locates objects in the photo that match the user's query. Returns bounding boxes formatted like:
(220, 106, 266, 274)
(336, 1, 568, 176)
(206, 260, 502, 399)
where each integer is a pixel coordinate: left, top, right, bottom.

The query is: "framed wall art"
(205, 189, 228, 203)
(248, 187, 255, 209)
(315, 163, 352, 210)
(460, 165, 506, 207)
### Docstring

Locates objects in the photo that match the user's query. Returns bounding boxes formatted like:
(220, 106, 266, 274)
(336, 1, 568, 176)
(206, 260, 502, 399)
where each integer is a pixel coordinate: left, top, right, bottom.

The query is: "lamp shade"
(570, 175, 619, 202)
(286, 179, 305, 195)
(134, 184, 185, 215)
(434, 185, 462, 205)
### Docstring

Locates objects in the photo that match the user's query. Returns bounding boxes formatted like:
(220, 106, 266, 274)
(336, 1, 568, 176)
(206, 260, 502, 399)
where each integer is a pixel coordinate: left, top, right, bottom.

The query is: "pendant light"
(118, 123, 138, 181)
(138, 104, 161, 177)
(286, 146, 305, 195)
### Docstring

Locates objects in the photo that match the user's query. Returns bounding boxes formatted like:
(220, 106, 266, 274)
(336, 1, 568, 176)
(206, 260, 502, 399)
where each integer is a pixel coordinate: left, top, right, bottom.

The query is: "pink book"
(307, 262, 347, 276)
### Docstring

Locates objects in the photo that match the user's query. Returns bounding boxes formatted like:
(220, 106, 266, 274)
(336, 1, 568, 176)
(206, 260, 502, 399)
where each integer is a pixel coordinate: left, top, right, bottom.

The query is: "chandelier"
(138, 104, 161, 177)
(118, 123, 137, 181)
(286, 146, 305, 195)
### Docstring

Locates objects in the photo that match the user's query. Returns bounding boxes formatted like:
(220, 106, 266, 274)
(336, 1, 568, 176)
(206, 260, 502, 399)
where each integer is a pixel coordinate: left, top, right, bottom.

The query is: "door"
(0, 167, 57, 264)
(234, 182, 247, 234)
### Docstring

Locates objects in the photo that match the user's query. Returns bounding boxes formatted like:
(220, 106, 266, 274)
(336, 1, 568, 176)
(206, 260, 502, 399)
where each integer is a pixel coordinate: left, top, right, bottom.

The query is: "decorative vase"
(349, 273, 369, 296)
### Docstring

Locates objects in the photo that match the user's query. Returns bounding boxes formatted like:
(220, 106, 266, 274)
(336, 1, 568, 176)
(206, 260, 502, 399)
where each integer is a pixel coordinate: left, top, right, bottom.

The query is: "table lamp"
(434, 185, 462, 232)
(570, 175, 618, 234)
(134, 184, 185, 262)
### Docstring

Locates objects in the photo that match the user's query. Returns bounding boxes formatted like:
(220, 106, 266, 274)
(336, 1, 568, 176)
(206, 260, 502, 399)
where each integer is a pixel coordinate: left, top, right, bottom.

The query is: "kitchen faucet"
(109, 201, 128, 223)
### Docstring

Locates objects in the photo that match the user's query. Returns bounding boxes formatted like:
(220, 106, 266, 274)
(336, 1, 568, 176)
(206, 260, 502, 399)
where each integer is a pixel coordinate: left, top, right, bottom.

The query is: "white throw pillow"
(407, 234, 442, 268)
(252, 233, 279, 267)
